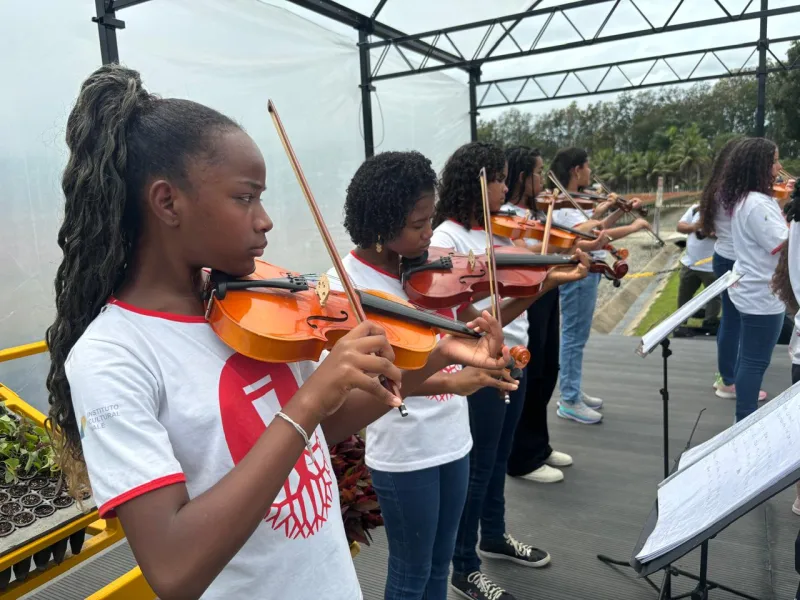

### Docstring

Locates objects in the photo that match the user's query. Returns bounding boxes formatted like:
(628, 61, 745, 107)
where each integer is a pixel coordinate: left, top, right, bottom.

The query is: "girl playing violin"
(502, 146, 611, 484)
(548, 147, 651, 425)
(721, 137, 788, 422)
(44, 65, 511, 600)
(331, 150, 519, 600)
(431, 141, 589, 600)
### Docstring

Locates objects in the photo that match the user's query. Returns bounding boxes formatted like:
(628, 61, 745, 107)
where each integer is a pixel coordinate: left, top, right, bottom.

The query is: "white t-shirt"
(326, 252, 472, 472)
(430, 219, 529, 348)
(729, 192, 788, 315)
(66, 300, 361, 600)
(713, 203, 735, 261)
(788, 222, 800, 364)
(679, 204, 714, 273)
(551, 206, 607, 260)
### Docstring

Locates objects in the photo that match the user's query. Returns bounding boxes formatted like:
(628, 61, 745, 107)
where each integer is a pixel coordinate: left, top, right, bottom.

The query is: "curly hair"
(699, 137, 742, 237)
(505, 146, 541, 209)
(433, 142, 506, 229)
(343, 151, 436, 248)
(771, 186, 800, 314)
(548, 147, 588, 190)
(45, 64, 239, 499)
(717, 137, 778, 214)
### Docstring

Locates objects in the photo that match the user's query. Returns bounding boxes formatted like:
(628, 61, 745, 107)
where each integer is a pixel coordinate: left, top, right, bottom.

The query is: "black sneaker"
(478, 533, 551, 567)
(451, 571, 516, 600)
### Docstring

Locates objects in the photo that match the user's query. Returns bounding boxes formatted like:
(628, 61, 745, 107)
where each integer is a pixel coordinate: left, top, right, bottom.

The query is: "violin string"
(297, 271, 469, 327)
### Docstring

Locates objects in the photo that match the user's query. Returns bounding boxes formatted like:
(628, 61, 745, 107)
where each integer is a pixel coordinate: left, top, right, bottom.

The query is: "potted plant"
(328, 434, 383, 559)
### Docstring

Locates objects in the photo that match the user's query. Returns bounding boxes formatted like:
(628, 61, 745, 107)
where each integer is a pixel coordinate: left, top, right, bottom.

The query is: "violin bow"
(478, 168, 511, 405)
(592, 175, 666, 247)
(267, 100, 408, 417)
(548, 171, 593, 220)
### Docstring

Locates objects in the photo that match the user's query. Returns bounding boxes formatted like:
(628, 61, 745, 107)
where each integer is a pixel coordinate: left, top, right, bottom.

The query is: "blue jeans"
(370, 456, 470, 600)
(453, 369, 528, 575)
(713, 252, 740, 386)
(735, 311, 783, 422)
(558, 272, 601, 405)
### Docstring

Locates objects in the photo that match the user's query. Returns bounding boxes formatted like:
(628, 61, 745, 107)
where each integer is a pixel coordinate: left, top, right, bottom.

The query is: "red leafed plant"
(329, 434, 383, 546)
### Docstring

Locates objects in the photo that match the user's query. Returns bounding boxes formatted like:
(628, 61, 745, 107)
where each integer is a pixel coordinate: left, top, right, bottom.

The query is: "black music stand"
(596, 270, 749, 598)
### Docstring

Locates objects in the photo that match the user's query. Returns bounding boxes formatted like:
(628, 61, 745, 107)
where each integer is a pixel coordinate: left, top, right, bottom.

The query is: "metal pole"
(469, 68, 481, 142)
(755, 0, 768, 136)
(92, 0, 123, 64)
(358, 28, 375, 158)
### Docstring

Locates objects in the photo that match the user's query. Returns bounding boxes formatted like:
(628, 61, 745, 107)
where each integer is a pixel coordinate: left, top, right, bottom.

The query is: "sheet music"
(637, 270, 742, 357)
(673, 381, 800, 476)
(636, 383, 800, 563)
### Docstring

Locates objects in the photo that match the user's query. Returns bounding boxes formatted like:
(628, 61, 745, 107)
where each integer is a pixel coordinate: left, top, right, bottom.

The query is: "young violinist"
(698, 137, 765, 401)
(502, 146, 611, 484)
(45, 65, 512, 600)
(548, 147, 651, 425)
(721, 137, 788, 422)
(329, 150, 519, 600)
(431, 141, 589, 600)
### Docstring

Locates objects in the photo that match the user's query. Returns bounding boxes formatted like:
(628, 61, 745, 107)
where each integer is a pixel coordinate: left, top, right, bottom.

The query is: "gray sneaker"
(557, 400, 603, 424)
(580, 391, 603, 410)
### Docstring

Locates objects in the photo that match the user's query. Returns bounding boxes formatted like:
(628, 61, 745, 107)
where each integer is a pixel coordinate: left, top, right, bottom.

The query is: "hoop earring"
(376, 237, 383, 253)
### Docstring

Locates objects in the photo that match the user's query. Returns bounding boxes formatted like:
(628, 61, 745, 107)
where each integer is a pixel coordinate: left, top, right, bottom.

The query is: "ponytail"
(45, 64, 239, 498)
(771, 186, 800, 314)
(548, 147, 588, 191)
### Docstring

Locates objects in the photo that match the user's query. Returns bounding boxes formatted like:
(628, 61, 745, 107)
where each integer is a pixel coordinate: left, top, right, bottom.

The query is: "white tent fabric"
(0, 0, 470, 412)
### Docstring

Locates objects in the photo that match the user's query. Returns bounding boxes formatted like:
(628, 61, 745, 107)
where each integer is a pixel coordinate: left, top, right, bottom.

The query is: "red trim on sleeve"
(98, 473, 187, 518)
(772, 241, 787, 255)
(108, 297, 206, 323)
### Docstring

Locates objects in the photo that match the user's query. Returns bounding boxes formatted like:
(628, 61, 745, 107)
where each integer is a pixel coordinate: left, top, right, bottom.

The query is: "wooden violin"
(205, 259, 481, 370)
(400, 246, 628, 310)
(490, 210, 577, 249)
(774, 170, 796, 201)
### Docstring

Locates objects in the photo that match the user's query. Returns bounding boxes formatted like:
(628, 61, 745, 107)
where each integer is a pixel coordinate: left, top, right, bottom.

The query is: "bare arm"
(677, 220, 700, 234)
(604, 218, 650, 242)
(600, 208, 626, 228)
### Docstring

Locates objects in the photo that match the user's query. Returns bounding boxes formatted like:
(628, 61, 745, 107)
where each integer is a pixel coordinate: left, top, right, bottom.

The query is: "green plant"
(0, 410, 59, 484)
(329, 434, 383, 546)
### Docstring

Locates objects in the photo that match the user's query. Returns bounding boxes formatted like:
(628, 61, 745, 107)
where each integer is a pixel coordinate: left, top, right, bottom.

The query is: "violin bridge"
(468, 249, 476, 271)
(316, 274, 330, 307)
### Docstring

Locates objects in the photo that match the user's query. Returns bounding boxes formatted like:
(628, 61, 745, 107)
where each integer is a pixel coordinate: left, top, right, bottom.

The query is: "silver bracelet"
(275, 411, 313, 453)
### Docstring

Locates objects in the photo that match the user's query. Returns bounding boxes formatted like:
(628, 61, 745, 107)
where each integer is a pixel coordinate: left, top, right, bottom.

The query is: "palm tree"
(668, 125, 710, 188)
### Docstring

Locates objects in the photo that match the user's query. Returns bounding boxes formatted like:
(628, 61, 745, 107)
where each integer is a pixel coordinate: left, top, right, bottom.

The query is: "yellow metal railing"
(0, 341, 153, 599)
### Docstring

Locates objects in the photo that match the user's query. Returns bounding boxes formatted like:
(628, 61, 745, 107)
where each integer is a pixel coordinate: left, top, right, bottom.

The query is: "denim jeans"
(558, 272, 601, 405)
(735, 311, 784, 422)
(453, 368, 528, 575)
(370, 455, 470, 600)
(713, 253, 740, 386)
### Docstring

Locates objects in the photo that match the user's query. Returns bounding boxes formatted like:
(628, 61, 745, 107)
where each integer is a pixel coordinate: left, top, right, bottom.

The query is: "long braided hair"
(45, 64, 239, 497)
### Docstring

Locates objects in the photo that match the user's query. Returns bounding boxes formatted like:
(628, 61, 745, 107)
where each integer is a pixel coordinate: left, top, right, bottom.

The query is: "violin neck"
(495, 254, 576, 267)
(358, 291, 479, 338)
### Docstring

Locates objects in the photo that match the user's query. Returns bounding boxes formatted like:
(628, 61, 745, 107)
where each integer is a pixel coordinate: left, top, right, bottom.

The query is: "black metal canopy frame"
(92, 0, 800, 158)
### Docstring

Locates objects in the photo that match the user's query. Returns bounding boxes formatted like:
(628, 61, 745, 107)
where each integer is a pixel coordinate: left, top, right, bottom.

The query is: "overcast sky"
(276, 0, 800, 120)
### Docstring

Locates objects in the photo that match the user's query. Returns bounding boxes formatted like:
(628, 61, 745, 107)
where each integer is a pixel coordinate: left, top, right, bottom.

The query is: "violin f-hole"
(306, 311, 349, 329)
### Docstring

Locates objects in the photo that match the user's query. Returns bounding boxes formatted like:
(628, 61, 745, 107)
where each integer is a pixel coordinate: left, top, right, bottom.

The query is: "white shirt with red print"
(65, 299, 361, 600)
(326, 252, 472, 473)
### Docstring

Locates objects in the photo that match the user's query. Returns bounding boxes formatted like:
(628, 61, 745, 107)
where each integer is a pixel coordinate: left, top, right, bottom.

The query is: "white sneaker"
(580, 391, 603, 410)
(545, 450, 573, 467)
(557, 401, 603, 424)
(793, 497, 800, 516)
(519, 464, 564, 483)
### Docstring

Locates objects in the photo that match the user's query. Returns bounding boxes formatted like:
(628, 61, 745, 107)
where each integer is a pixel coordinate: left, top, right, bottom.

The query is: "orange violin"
(205, 259, 480, 370)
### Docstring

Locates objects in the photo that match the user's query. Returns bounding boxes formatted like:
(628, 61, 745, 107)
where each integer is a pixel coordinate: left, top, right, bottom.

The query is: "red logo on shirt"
(428, 364, 462, 402)
(219, 355, 333, 539)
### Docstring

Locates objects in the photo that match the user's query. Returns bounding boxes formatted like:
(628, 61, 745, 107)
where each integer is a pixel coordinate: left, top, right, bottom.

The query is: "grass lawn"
(632, 269, 705, 336)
